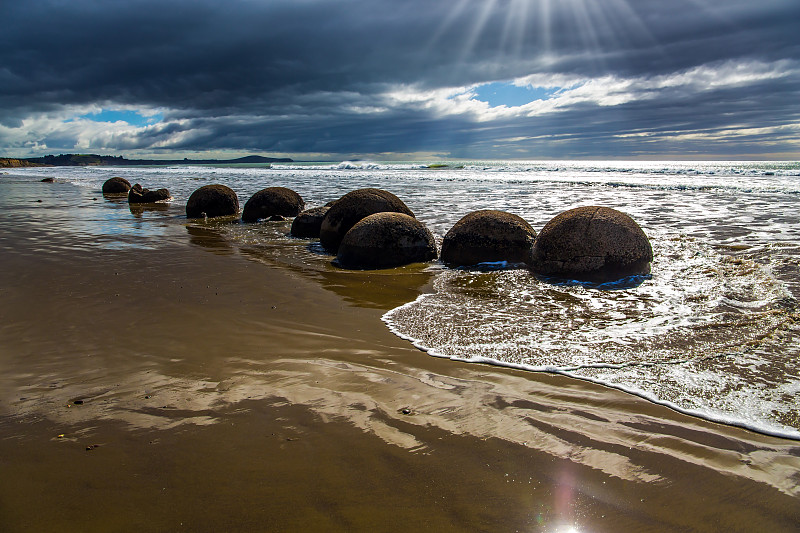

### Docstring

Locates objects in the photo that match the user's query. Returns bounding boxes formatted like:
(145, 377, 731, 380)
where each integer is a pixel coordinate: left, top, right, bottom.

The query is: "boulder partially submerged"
(336, 212, 437, 270)
(102, 177, 131, 194)
(242, 187, 304, 223)
(528, 206, 652, 282)
(186, 184, 239, 219)
(128, 183, 170, 204)
(290, 206, 330, 238)
(440, 210, 536, 267)
(319, 188, 414, 252)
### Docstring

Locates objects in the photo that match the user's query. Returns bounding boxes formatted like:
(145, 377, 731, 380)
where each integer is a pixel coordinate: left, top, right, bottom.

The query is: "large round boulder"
(128, 183, 170, 204)
(319, 188, 414, 252)
(440, 210, 536, 267)
(291, 206, 330, 238)
(528, 206, 653, 282)
(336, 212, 437, 270)
(186, 184, 239, 219)
(102, 177, 131, 194)
(242, 187, 305, 223)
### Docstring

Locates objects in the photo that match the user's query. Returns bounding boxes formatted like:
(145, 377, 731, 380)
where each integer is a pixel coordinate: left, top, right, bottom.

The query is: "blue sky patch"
(80, 109, 163, 126)
(472, 81, 559, 108)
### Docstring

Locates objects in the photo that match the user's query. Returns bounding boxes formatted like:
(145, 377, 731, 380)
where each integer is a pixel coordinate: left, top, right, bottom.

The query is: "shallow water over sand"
(6, 160, 799, 438)
(2, 166, 800, 531)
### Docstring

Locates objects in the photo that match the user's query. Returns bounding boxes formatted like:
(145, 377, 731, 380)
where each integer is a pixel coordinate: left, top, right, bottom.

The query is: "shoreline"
(384, 298, 800, 442)
(1, 175, 799, 531)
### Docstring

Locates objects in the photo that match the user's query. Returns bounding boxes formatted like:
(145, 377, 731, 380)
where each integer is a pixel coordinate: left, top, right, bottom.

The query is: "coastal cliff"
(0, 158, 47, 168)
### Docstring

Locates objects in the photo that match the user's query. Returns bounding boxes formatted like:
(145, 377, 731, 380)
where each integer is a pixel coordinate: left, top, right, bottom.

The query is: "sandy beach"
(1, 176, 799, 532)
(4, 0, 800, 527)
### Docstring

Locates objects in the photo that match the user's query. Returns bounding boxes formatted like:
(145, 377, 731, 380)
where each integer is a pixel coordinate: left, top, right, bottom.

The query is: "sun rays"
(426, 0, 663, 78)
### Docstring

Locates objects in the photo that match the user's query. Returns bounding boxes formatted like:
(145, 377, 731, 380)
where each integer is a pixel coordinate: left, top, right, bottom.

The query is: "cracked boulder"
(528, 206, 652, 282)
(440, 210, 536, 267)
(336, 212, 437, 269)
(127, 183, 171, 204)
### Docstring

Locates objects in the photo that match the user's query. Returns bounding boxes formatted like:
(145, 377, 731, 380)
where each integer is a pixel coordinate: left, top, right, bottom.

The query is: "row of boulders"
(102, 178, 652, 281)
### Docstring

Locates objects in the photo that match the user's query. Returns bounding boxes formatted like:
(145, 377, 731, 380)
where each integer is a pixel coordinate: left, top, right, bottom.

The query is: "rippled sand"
(1, 176, 799, 532)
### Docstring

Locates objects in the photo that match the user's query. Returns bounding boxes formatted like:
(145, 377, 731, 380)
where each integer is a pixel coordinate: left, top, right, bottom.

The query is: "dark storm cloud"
(2, 0, 799, 158)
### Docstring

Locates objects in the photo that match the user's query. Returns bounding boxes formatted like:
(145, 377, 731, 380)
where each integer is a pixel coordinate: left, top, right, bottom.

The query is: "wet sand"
(1, 178, 799, 532)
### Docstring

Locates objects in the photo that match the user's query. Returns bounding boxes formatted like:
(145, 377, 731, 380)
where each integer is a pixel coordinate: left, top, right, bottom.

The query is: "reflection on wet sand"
(129, 202, 170, 218)
(208, 219, 437, 309)
(102, 192, 129, 203)
(186, 223, 234, 254)
(4, 225, 798, 497)
(311, 265, 435, 310)
(2, 178, 800, 532)
(242, 244, 437, 309)
(41, 353, 796, 494)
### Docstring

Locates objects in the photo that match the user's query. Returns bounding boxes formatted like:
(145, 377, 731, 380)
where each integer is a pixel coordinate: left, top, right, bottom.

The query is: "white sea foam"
(382, 234, 800, 440)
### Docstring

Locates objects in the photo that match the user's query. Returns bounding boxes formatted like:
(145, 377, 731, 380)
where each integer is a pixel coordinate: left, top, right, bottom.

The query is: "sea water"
(5, 160, 800, 439)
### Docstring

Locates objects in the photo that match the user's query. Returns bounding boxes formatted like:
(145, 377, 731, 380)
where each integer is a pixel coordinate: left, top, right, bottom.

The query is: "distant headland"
(0, 154, 293, 168)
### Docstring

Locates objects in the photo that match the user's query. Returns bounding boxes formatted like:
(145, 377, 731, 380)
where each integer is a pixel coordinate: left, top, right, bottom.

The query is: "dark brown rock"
(440, 210, 536, 267)
(291, 206, 330, 238)
(528, 206, 653, 282)
(336, 212, 437, 270)
(41, 177, 55, 183)
(127, 183, 170, 204)
(320, 188, 414, 252)
(241, 187, 305, 223)
(102, 177, 131, 194)
(186, 184, 239, 219)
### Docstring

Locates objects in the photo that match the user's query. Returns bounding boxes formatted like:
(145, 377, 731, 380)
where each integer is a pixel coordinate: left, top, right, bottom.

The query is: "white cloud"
(377, 59, 800, 124)
(1, 58, 796, 158)
(0, 105, 188, 156)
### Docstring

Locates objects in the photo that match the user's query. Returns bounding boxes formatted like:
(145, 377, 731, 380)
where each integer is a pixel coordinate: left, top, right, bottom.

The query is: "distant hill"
(4, 154, 293, 167)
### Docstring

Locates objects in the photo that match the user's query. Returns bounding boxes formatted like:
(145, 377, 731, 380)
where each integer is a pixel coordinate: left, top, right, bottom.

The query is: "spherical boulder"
(127, 183, 170, 204)
(528, 206, 653, 282)
(319, 188, 414, 252)
(242, 187, 305, 223)
(291, 206, 330, 238)
(102, 177, 131, 194)
(336, 212, 437, 270)
(186, 184, 239, 219)
(440, 210, 536, 267)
